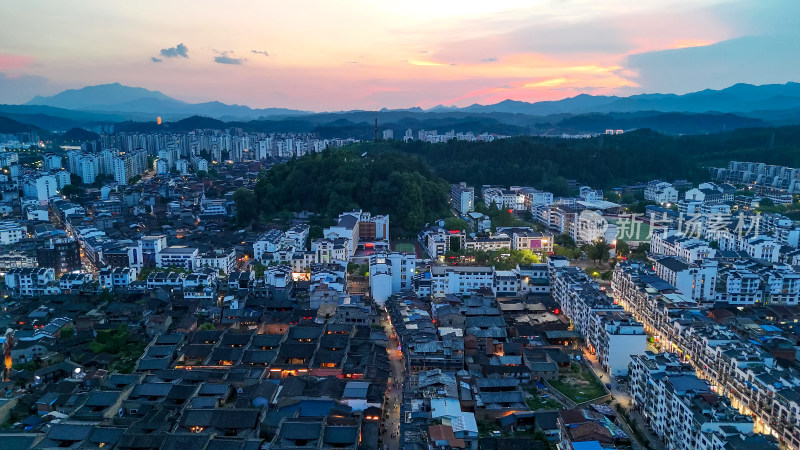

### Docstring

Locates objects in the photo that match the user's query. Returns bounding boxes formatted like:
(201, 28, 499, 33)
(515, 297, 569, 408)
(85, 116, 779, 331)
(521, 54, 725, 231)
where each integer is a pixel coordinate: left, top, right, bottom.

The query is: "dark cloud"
(160, 43, 189, 58)
(251, 50, 269, 57)
(215, 55, 245, 65)
(151, 57, 162, 63)
(213, 49, 246, 65)
(480, 57, 497, 62)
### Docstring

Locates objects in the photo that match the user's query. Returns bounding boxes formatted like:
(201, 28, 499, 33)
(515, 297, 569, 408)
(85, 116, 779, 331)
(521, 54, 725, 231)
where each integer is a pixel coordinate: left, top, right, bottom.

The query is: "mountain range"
(2, 82, 800, 135)
(24, 82, 309, 121)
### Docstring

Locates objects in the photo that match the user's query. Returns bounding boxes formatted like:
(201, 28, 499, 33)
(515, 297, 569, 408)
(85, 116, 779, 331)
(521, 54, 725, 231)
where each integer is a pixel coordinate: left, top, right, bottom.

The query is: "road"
(581, 350, 631, 409)
(582, 350, 664, 450)
(382, 314, 405, 450)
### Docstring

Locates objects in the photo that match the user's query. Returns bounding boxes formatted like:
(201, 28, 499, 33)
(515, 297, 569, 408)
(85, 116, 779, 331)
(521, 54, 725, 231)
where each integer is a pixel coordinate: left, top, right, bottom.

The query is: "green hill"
(246, 149, 451, 236)
(0, 115, 46, 134)
(349, 125, 800, 195)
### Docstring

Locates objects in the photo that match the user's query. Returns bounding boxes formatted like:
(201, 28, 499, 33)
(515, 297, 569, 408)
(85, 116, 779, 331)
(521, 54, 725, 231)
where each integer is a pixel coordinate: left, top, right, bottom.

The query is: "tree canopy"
(350, 126, 800, 194)
(246, 149, 450, 236)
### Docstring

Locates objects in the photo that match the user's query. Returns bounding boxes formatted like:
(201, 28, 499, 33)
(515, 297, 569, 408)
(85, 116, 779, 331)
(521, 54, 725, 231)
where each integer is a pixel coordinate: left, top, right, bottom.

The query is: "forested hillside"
(235, 126, 800, 233)
(246, 149, 451, 235)
(350, 126, 800, 195)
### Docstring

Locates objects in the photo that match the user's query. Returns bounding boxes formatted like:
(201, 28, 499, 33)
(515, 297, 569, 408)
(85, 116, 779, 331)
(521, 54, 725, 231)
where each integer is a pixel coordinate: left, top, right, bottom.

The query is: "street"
(582, 350, 664, 450)
(382, 313, 405, 450)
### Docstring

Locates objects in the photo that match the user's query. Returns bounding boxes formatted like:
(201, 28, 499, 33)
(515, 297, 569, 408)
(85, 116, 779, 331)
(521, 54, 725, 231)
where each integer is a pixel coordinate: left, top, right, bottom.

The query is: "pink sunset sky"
(0, 0, 798, 110)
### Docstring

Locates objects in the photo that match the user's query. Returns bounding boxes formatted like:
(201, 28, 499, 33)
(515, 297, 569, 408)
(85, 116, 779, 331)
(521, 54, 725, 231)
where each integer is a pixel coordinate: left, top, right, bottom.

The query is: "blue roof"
(572, 442, 604, 450)
(297, 400, 337, 417)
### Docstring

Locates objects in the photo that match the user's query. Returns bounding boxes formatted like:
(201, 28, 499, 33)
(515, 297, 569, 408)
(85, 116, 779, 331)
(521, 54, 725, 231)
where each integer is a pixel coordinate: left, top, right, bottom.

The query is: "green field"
(607, 219, 651, 242)
(526, 388, 563, 411)
(549, 365, 607, 403)
(394, 242, 416, 253)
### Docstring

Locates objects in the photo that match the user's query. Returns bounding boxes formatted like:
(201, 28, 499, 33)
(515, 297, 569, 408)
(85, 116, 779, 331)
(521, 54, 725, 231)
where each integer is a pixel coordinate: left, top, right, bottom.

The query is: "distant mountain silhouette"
(459, 82, 800, 115)
(25, 83, 309, 120)
(5, 81, 800, 134)
(0, 115, 46, 134)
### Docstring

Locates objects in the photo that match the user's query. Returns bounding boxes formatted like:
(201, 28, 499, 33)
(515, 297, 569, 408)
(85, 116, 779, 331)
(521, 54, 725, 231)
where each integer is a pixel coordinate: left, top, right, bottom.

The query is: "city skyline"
(1, 0, 799, 110)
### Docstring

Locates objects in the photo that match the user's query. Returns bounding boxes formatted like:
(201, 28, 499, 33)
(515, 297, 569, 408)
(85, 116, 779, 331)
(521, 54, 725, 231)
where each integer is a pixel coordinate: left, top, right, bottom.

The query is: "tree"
(306, 225, 324, 249)
(89, 324, 130, 354)
(587, 240, 610, 265)
(629, 201, 654, 214)
(492, 209, 519, 229)
(251, 150, 450, 238)
(233, 188, 258, 225)
(442, 217, 469, 231)
(630, 243, 650, 260)
(449, 236, 461, 253)
(759, 197, 775, 207)
(60, 326, 75, 339)
(199, 322, 216, 331)
(94, 289, 114, 304)
(555, 244, 581, 260)
(252, 263, 267, 278)
(554, 234, 577, 249)
(61, 184, 81, 197)
(615, 240, 630, 257)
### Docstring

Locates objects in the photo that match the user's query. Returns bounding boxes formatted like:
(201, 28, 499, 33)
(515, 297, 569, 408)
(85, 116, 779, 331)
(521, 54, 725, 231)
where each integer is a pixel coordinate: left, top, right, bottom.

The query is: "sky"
(0, 0, 798, 111)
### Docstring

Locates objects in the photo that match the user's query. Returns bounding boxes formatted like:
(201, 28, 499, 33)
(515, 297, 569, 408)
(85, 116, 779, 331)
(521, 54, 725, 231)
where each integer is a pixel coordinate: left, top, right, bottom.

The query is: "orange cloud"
(407, 59, 449, 67)
(669, 39, 714, 49)
(523, 77, 570, 88)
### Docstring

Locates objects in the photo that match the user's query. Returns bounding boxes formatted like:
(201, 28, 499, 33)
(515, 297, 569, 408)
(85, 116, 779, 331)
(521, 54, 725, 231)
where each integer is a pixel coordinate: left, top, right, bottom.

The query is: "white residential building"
(451, 182, 474, 214)
(22, 174, 58, 202)
(369, 252, 416, 304)
(78, 155, 98, 184)
(612, 262, 800, 448)
(311, 238, 349, 264)
(644, 181, 679, 205)
(495, 227, 554, 252)
(175, 159, 189, 175)
(650, 229, 717, 263)
(42, 153, 62, 171)
(428, 265, 495, 296)
(0, 220, 26, 245)
(419, 226, 464, 259)
(571, 210, 618, 245)
(98, 267, 137, 290)
(197, 248, 237, 274)
(156, 246, 199, 271)
(324, 214, 359, 257)
(113, 149, 148, 184)
(550, 264, 645, 376)
(629, 352, 757, 450)
(4, 267, 56, 296)
(653, 256, 717, 303)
